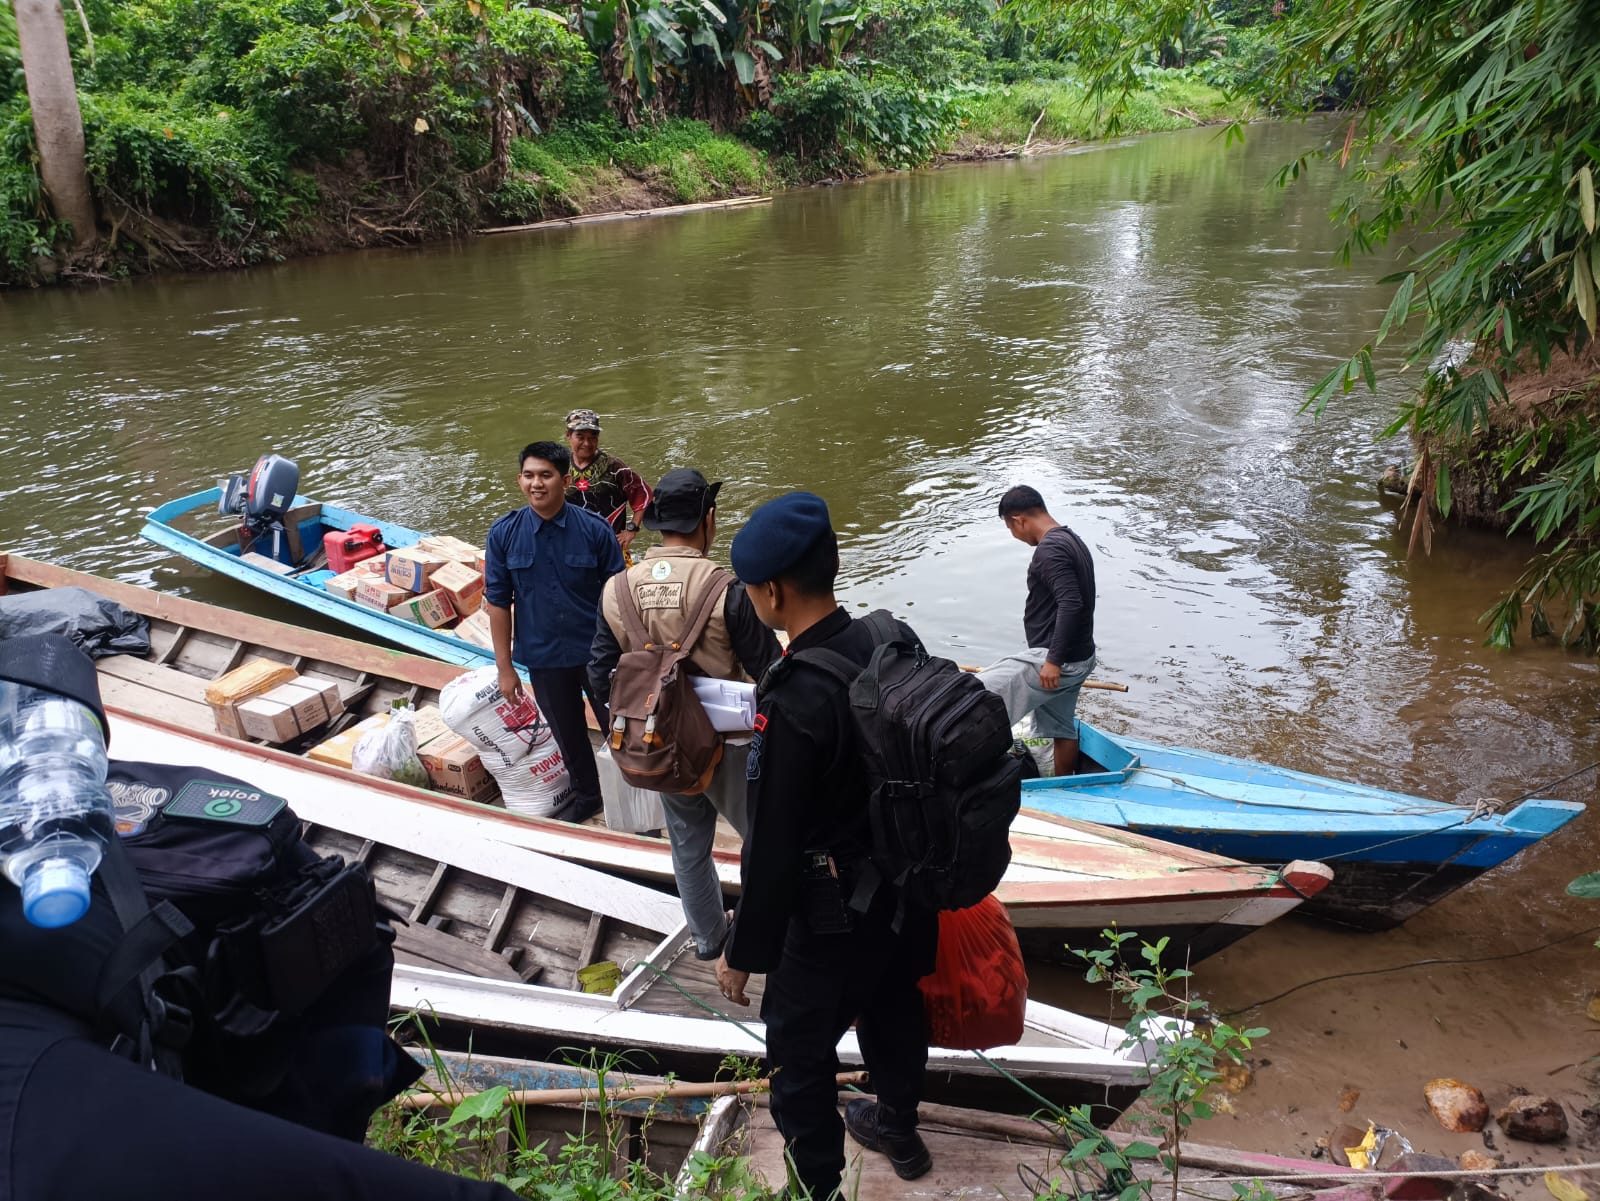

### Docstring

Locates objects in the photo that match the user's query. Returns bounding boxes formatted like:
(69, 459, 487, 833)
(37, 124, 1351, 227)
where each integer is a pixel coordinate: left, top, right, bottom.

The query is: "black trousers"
(528, 665, 602, 809)
(0, 1008, 515, 1201)
(760, 905, 937, 1200)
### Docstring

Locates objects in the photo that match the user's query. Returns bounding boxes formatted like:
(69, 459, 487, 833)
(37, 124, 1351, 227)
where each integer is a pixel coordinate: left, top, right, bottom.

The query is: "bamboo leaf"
(1581, 166, 1597, 236)
(1377, 273, 1417, 343)
(1575, 251, 1598, 336)
(1568, 872, 1600, 899)
(1435, 463, 1453, 517)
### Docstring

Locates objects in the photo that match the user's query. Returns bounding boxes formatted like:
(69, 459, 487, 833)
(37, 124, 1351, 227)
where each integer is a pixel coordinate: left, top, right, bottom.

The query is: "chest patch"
(165, 780, 287, 827)
(637, 581, 684, 610)
(650, 560, 673, 580)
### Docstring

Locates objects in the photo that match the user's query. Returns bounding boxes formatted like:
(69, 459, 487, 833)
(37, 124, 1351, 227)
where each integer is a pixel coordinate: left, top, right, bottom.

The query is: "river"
(2, 118, 1596, 1174)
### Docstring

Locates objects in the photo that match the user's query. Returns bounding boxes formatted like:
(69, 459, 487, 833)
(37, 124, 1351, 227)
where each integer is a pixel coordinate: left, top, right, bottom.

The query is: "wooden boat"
(1020, 722, 1585, 930)
(681, 1092, 1378, 1201)
(0, 553, 1334, 963)
(109, 708, 1157, 1113)
(140, 487, 505, 668)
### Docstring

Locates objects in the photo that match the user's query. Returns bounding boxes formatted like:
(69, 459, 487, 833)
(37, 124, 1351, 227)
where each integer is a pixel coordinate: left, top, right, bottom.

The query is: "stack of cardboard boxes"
(324, 533, 492, 647)
(205, 660, 347, 745)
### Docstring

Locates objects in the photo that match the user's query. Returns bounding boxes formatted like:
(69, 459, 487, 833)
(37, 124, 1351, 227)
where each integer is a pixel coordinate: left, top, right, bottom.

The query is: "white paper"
(690, 677, 757, 733)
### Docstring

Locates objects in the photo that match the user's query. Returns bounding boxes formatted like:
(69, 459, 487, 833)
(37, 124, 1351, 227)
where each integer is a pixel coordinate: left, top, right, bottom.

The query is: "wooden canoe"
(109, 708, 1156, 1114)
(0, 552, 1332, 962)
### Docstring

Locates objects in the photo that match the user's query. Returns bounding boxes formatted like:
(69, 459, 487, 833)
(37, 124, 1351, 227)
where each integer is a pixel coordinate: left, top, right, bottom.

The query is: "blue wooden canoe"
(141, 488, 506, 671)
(1020, 722, 1585, 929)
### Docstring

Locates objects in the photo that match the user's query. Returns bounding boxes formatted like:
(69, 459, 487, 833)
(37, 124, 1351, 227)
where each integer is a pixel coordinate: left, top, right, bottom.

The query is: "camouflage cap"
(565, 408, 602, 432)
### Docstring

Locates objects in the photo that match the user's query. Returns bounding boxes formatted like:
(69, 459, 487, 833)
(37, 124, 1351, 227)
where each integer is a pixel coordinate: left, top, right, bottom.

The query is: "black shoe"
(844, 1098, 932, 1180)
(551, 792, 602, 824)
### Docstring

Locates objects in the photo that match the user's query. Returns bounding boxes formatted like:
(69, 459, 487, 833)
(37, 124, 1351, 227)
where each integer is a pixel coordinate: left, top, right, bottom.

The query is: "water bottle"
(0, 680, 115, 928)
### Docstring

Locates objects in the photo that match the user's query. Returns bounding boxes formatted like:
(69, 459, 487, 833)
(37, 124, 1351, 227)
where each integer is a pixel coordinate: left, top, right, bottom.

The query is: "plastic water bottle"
(0, 681, 115, 928)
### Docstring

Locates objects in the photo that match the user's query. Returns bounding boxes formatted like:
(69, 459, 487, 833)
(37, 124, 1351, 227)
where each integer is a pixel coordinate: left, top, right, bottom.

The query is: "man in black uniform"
(714, 492, 937, 1200)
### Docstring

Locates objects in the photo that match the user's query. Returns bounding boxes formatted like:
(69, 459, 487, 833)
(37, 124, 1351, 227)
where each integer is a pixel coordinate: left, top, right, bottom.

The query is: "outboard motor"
(218, 454, 301, 562)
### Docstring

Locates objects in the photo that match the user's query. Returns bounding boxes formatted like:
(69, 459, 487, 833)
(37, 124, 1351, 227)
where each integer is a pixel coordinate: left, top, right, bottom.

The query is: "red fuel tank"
(325, 525, 386, 575)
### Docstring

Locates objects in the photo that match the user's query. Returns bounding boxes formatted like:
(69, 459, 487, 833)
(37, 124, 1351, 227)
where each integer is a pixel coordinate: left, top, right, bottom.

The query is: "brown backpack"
(605, 568, 731, 795)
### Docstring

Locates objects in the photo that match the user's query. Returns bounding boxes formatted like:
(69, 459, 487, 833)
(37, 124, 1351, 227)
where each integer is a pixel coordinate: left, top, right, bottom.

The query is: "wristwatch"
(625, 519, 639, 532)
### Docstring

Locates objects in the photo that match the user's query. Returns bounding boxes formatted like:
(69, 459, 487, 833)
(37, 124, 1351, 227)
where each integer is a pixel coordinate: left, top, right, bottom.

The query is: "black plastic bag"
(0, 586, 152, 658)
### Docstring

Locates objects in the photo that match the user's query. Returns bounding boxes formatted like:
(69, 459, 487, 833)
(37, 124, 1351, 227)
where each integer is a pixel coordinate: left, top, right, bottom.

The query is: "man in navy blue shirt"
(485, 441, 626, 823)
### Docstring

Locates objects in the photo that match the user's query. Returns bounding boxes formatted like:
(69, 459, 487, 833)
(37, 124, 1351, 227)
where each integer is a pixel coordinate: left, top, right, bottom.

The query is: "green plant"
(1030, 930, 1268, 1201)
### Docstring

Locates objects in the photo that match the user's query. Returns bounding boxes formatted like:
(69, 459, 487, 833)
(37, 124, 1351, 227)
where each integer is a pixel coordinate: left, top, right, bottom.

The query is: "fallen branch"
(1022, 106, 1049, 153)
(401, 1070, 867, 1111)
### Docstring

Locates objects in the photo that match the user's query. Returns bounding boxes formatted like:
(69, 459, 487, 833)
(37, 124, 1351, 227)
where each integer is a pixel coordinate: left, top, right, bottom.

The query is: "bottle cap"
(21, 856, 91, 928)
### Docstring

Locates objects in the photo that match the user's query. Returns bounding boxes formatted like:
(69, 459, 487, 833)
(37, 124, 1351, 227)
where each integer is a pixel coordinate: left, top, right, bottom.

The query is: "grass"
(496, 117, 771, 221)
(955, 73, 1252, 152)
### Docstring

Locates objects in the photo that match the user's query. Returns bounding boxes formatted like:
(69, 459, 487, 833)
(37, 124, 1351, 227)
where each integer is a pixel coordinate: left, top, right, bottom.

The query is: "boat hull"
(1022, 725, 1584, 929)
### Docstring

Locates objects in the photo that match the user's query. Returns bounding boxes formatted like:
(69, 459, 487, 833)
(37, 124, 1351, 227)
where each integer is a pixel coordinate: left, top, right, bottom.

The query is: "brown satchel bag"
(605, 568, 731, 795)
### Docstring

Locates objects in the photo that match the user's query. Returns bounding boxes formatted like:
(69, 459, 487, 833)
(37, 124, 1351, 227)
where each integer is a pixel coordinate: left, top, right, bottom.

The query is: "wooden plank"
(394, 920, 525, 982)
(156, 625, 193, 666)
(2, 555, 463, 690)
(409, 862, 450, 924)
(576, 912, 606, 969)
(98, 655, 210, 703)
(96, 674, 215, 730)
(485, 885, 519, 953)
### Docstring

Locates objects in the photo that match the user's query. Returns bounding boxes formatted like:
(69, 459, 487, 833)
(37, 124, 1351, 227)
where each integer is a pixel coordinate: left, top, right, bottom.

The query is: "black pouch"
(799, 851, 853, 935)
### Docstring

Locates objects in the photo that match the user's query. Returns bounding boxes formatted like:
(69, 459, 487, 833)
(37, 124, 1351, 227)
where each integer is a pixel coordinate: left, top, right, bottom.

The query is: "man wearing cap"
(588, 469, 781, 961)
(982, 485, 1097, 776)
(563, 409, 653, 556)
(715, 492, 937, 1201)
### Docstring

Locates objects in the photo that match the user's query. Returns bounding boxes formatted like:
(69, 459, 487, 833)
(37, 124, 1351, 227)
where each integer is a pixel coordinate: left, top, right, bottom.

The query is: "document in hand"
(690, 677, 757, 733)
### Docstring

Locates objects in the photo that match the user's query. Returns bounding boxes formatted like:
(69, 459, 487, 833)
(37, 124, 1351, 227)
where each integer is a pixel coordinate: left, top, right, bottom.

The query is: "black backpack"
(786, 612, 1023, 914)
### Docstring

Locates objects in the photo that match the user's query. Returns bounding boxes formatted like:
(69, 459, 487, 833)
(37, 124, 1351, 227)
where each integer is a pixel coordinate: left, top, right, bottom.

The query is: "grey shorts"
(978, 648, 1096, 739)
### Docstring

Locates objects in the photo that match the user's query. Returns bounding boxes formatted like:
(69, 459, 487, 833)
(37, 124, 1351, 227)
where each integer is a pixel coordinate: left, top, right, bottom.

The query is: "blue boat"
(142, 487, 504, 671)
(1020, 722, 1585, 929)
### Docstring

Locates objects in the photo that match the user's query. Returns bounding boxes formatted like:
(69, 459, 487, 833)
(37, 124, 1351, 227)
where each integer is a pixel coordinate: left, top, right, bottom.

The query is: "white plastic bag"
(353, 706, 430, 789)
(1012, 714, 1054, 778)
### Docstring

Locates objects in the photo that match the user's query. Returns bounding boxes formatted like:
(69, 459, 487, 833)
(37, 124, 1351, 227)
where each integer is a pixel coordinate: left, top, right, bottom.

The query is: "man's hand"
(1039, 660, 1061, 691)
(497, 667, 525, 705)
(618, 527, 638, 555)
(716, 954, 750, 1007)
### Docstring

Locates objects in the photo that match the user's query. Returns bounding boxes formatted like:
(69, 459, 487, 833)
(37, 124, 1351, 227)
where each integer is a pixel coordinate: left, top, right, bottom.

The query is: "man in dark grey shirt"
(979, 485, 1097, 776)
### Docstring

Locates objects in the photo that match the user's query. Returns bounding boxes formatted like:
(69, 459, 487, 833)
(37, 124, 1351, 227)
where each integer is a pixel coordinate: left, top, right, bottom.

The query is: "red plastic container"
(324, 525, 386, 575)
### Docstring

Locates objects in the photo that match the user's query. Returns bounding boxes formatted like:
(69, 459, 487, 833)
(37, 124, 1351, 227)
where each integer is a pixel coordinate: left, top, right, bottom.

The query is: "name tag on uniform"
(636, 581, 684, 610)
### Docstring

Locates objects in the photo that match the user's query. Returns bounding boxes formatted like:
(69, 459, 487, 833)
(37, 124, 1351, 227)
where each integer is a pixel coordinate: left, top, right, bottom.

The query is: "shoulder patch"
(165, 780, 287, 827)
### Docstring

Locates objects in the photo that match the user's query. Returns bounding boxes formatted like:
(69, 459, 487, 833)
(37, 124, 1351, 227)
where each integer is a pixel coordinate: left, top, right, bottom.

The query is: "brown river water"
(2, 118, 1597, 1176)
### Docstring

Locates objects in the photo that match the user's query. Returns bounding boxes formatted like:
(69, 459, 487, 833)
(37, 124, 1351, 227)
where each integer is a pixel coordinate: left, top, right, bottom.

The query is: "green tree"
(11, 0, 96, 244)
(1014, 0, 1600, 649)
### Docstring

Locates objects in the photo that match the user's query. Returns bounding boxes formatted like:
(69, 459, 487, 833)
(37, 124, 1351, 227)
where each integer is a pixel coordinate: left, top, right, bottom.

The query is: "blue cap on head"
(731, 492, 833, 585)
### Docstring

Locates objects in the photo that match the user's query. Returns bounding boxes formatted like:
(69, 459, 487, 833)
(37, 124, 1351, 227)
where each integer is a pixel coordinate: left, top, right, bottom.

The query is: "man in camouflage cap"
(563, 409, 653, 558)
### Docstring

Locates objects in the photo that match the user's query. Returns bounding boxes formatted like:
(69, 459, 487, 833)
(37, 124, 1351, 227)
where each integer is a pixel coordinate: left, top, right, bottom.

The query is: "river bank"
(7, 74, 1250, 289)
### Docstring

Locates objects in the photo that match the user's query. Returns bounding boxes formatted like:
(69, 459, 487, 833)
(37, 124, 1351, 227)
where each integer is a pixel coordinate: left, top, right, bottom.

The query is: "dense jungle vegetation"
(0, 0, 1297, 283)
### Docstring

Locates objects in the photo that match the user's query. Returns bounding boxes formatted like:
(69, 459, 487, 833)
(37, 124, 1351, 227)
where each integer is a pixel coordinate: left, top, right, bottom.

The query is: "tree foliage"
(1014, 0, 1600, 650)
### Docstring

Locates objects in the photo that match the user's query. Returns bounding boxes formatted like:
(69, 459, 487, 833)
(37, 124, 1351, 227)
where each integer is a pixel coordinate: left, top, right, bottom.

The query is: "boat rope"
(1167, 1159, 1600, 1186)
(1215, 923, 1600, 1016)
(638, 962, 767, 1047)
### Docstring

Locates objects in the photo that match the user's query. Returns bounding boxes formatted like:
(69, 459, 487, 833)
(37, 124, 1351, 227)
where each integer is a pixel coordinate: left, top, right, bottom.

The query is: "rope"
(1182, 1159, 1600, 1185)
(1217, 924, 1600, 1015)
(639, 961, 767, 1046)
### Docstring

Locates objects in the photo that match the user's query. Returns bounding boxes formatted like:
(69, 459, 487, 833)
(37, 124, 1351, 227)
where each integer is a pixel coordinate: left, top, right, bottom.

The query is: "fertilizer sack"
(440, 668, 572, 817)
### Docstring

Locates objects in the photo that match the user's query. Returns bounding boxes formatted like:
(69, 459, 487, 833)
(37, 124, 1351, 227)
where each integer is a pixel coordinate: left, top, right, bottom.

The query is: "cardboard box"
(297, 676, 347, 721)
(206, 659, 299, 739)
(355, 578, 411, 612)
(308, 713, 389, 769)
(391, 588, 456, 629)
(454, 608, 495, 649)
(354, 555, 388, 577)
(418, 732, 498, 802)
(236, 679, 335, 743)
(385, 547, 449, 593)
(324, 569, 367, 601)
(431, 561, 485, 617)
(418, 535, 483, 564)
(411, 704, 450, 749)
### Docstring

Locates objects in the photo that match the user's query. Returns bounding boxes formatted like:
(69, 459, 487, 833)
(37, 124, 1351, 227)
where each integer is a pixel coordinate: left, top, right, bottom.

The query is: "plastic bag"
(0, 587, 151, 658)
(918, 895, 1028, 1051)
(1012, 713, 1053, 778)
(353, 706, 430, 789)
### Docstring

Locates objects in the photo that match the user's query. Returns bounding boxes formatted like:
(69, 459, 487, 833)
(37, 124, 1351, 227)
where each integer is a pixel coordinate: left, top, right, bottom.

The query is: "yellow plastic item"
(577, 961, 623, 996)
(1344, 1123, 1378, 1170)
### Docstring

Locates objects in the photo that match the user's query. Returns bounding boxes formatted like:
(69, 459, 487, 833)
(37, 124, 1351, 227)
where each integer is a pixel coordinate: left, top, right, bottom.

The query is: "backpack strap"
(676, 568, 734, 659)
(610, 569, 654, 650)
(93, 835, 197, 1079)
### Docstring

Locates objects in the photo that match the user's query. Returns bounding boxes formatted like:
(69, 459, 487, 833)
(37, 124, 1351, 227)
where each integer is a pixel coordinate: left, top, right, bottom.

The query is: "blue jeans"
(660, 740, 749, 959)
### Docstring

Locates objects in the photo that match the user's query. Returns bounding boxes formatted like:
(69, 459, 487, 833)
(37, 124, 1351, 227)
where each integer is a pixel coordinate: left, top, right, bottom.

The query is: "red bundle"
(917, 895, 1028, 1050)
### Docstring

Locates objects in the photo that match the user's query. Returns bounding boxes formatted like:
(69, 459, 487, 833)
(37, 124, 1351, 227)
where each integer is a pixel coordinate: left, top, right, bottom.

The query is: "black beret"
(731, 491, 833, 585)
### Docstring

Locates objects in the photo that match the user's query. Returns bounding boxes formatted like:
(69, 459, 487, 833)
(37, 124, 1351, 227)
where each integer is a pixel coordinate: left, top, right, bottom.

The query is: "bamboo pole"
(401, 1070, 868, 1111)
(476, 195, 773, 236)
